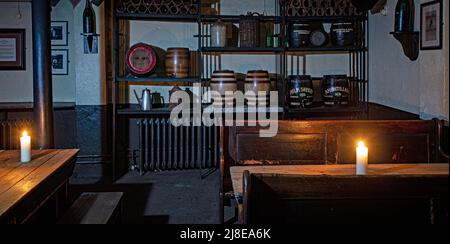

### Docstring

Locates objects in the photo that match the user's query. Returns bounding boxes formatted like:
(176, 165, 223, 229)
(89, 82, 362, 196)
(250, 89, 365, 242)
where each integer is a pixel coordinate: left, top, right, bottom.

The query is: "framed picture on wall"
(0, 29, 26, 70)
(51, 49, 69, 75)
(51, 21, 69, 46)
(420, 0, 443, 50)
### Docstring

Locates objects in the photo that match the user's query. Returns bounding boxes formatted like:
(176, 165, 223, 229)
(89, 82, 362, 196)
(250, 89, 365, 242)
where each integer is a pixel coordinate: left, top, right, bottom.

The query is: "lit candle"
(20, 131, 31, 163)
(356, 141, 368, 175)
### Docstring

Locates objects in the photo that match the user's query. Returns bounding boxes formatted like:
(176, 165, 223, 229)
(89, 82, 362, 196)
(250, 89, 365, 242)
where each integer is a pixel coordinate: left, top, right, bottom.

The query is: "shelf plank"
(286, 15, 367, 22)
(201, 15, 281, 23)
(115, 13, 199, 22)
(286, 46, 367, 52)
(117, 107, 172, 116)
(116, 77, 200, 83)
(201, 47, 366, 53)
(287, 103, 368, 114)
(116, 104, 368, 118)
(201, 47, 284, 53)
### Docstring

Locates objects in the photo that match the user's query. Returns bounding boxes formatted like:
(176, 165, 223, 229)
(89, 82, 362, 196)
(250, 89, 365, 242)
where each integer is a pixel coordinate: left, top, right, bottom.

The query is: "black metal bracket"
(390, 31, 420, 61)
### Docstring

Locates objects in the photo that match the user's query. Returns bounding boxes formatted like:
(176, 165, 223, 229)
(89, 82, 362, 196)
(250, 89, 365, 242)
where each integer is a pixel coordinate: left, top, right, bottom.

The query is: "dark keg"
(288, 75, 314, 108)
(322, 75, 350, 106)
(330, 22, 356, 46)
(290, 22, 310, 48)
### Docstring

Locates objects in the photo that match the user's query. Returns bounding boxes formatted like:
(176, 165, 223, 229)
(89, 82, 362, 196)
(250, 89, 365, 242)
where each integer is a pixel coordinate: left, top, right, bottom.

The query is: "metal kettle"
(134, 89, 153, 111)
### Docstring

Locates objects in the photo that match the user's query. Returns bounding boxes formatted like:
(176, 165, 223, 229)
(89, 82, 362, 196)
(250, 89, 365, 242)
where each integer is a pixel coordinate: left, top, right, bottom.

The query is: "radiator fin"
(137, 118, 219, 172)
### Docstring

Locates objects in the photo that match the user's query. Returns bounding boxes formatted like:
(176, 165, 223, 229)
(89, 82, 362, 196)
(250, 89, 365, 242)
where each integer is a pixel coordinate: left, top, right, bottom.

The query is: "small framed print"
(0, 29, 26, 70)
(51, 49, 69, 75)
(420, 0, 443, 50)
(51, 21, 69, 46)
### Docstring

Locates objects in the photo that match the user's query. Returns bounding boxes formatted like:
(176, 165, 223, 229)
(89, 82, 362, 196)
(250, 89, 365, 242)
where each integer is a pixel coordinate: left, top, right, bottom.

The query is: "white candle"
(356, 141, 368, 175)
(20, 131, 31, 163)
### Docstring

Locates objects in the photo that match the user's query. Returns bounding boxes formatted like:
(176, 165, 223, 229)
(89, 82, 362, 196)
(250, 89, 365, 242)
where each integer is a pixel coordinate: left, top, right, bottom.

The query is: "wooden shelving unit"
(111, 0, 369, 178)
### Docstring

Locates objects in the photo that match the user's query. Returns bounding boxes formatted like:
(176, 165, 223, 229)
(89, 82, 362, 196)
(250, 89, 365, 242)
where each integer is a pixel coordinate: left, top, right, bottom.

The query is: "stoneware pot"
(245, 70, 271, 106)
(210, 70, 237, 106)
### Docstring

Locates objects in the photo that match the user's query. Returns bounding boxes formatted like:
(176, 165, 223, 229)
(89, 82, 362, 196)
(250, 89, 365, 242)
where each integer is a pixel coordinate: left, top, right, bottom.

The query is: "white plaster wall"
(419, 0, 449, 120)
(74, 1, 107, 105)
(370, 0, 449, 120)
(445, 3, 449, 119)
(52, 0, 76, 102)
(0, 1, 77, 103)
(0, 2, 33, 102)
(369, 0, 421, 114)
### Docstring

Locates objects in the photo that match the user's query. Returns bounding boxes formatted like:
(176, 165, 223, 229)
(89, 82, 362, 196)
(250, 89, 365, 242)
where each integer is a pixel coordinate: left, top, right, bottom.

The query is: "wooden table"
(0, 149, 79, 224)
(231, 164, 449, 199)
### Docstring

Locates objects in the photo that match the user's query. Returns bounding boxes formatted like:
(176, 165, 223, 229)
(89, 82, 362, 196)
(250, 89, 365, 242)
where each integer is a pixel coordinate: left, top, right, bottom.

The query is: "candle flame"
(357, 141, 366, 148)
(22, 131, 28, 137)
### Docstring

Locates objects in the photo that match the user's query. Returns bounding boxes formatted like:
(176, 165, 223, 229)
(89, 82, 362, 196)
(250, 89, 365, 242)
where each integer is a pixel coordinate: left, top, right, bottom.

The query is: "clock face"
(132, 49, 152, 70)
(310, 31, 327, 47)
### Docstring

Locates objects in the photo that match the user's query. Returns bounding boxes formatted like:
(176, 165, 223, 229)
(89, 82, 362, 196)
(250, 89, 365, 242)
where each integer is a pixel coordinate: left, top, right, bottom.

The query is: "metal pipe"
(32, 0, 54, 149)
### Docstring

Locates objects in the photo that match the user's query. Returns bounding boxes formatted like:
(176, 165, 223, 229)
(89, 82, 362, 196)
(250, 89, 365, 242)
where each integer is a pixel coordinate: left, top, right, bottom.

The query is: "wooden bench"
(58, 192, 124, 224)
(219, 119, 449, 222)
(242, 170, 449, 224)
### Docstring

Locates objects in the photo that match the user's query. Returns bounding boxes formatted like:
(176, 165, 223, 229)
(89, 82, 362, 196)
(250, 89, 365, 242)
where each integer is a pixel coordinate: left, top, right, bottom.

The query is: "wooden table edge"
(0, 149, 80, 222)
(230, 163, 450, 200)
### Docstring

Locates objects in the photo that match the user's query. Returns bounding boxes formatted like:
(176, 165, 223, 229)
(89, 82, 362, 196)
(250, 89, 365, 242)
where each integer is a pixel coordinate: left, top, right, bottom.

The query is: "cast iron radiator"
(137, 118, 220, 172)
(0, 120, 33, 150)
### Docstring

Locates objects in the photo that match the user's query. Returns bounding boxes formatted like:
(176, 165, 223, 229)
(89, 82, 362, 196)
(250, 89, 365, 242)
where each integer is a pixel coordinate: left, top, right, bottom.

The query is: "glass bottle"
(83, 0, 96, 34)
(395, 0, 414, 32)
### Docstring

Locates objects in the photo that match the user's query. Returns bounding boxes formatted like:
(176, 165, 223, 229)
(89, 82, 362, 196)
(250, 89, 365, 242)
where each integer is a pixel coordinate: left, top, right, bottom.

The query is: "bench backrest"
(242, 171, 449, 224)
(226, 120, 448, 165)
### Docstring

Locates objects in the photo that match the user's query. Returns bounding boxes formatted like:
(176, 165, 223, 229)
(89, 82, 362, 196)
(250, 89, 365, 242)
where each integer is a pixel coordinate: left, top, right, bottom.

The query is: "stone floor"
(69, 169, 229, 224)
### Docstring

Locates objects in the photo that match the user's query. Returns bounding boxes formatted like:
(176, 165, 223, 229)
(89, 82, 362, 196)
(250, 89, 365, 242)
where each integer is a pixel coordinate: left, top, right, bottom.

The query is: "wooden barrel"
(211, 70, 237, 106)
(288, 75, 314, 108)
(322, 75, 350, 106)
(165, 48, 190, 78)
(245, 70, 270, 106)
(126, 43, 157, 77)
